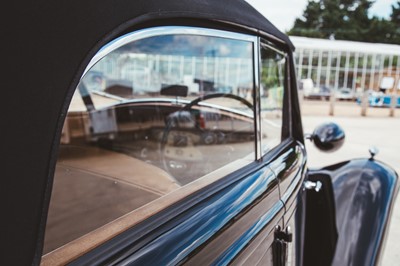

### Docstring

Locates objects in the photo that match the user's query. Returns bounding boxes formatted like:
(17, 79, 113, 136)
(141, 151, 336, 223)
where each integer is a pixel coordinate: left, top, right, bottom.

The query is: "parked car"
(380, 95, 400, 107)
(3, 0, 399, 265)
(356, 90, 400, 108)
(335, 88, 355, 101)
(303, 82, 331, 100)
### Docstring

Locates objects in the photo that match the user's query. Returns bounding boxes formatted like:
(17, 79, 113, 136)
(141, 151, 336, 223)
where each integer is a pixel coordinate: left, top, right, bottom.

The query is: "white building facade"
(290, 36, 400, 94)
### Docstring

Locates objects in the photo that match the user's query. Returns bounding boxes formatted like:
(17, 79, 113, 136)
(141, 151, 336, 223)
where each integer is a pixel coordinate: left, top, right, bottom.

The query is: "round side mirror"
(308, 122, 345, 152)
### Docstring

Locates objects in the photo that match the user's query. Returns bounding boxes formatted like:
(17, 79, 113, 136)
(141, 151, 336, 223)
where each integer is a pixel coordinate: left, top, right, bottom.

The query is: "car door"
(39, 27, 299, 265)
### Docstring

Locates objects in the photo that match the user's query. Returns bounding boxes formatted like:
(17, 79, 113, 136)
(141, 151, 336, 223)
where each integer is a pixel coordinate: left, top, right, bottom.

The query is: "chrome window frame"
(83, 26, 258, 77)
(255, 37, 262, 159)
(259, 39, 289, 156)
(80, 26, 293, 160)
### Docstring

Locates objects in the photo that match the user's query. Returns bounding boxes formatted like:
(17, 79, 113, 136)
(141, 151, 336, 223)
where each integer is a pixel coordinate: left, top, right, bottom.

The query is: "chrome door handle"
(304, 180, 322, 192)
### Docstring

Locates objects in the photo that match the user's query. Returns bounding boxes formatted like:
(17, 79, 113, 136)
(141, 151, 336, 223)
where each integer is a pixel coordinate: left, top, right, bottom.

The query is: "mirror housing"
(308, 122, 345, 152)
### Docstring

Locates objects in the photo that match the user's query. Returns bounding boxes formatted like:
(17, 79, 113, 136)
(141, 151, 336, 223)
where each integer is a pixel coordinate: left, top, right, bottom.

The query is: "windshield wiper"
(91, 90, 126, 102)
(78, 83, 126, 112)
(78, 83, 95, 112)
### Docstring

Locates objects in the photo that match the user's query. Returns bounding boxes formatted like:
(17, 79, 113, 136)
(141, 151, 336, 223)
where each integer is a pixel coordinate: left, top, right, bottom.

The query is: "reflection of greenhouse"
(82, 32, 285, 117)
(88, 53, 253, 96)
(290, 36, 400, 94)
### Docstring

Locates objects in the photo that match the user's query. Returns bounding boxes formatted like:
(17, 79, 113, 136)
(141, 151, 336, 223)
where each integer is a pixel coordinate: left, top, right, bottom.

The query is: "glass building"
(291, 36, 400, 94)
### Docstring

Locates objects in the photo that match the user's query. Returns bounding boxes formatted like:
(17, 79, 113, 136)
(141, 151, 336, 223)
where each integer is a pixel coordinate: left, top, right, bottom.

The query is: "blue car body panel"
(309, 159, 399, 266)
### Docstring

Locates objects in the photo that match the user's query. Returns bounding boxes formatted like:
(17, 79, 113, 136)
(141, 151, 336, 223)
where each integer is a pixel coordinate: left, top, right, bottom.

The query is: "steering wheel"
(160, 93, 253, 185)
(182, 93, 253, 111)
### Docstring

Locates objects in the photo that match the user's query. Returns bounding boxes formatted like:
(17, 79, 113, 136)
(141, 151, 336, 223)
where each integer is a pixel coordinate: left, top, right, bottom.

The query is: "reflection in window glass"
(260, 42, 285, 155)
(44, 31, 255, 253)
(82, 35, 254, 105)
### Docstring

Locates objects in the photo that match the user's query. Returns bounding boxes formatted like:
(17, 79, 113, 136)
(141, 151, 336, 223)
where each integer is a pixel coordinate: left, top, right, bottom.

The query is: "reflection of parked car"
(4, 1, 399, 266)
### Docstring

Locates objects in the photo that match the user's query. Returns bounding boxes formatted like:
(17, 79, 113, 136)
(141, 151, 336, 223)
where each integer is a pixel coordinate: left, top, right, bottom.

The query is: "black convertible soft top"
(2, 1, 293, 265)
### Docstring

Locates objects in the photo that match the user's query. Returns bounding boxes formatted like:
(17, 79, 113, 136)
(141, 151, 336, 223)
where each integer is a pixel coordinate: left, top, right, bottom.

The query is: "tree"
(345, 0, 373, 40)
(368, 17, 395, 43)
(289, 1, 324, 38)
(390, 1, 400, 43)
(287, 0, 400, 44)
(391, 1, 400, 26)
(289, 0, 340, 38)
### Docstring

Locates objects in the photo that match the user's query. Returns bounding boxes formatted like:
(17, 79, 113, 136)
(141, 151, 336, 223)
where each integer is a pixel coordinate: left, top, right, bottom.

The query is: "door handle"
(304, 180, 322, 192)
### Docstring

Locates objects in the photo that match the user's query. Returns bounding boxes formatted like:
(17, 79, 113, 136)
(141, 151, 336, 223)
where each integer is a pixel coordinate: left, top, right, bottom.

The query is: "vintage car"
(3, 0, 399, 265)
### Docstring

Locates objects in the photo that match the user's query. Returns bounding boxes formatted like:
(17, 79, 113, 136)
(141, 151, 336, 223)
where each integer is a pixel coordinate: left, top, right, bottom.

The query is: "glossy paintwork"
(268, 141, 307, 210)
(212, 201, 283, 265)
(116, 164, 281, 265)
(309, 158, 399, 266)
(215, 141, 307, 266)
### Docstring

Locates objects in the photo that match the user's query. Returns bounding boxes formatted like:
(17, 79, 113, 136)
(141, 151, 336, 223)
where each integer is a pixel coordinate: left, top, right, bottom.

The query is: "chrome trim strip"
(214, 20, 290, 49)
(83, 26, 257, 78)
(254, 37, 262, 160)
(287, 53, 293, 137)
(260, 31, 288, 47)
(260, 42, 286, 57)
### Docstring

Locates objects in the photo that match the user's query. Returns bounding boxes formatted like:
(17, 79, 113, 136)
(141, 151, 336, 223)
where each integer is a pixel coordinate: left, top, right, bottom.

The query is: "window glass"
(260, 42, 285, 155)
(45, 30, 255, 253)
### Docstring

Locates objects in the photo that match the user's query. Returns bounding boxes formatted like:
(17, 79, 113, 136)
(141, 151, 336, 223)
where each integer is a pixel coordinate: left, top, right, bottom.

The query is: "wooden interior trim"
(41, 157, 253, 266)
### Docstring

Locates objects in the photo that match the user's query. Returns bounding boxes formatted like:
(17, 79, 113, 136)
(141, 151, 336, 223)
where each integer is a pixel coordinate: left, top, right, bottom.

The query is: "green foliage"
(392, 1, 400, 26)
(288, 0, 400, 45)
(391, 1, 400, 43)
(261, 65, 279, 87)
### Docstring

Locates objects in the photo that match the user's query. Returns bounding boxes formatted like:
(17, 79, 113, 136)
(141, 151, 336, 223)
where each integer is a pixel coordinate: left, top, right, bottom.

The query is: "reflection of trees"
(261, 61, 285, 92)
(260, 45, 285, 111)
(261, 44, 285, 89)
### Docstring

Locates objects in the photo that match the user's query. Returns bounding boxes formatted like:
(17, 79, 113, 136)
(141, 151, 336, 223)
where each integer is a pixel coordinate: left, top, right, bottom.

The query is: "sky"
(245, 0, 398, 32)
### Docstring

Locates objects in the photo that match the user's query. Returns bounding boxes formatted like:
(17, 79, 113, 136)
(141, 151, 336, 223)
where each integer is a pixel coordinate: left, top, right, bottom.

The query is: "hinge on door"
(273, 225, 292, 266)
(275, 225, 293, 243)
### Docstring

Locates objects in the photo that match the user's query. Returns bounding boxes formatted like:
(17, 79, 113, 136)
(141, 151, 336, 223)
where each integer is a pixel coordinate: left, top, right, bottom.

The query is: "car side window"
(260, 41, 286, 155)
(44, 28, 258, 254)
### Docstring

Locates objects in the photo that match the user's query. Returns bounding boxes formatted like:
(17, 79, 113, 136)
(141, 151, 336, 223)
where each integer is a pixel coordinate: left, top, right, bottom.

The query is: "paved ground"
(301, 99, 400, 265)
